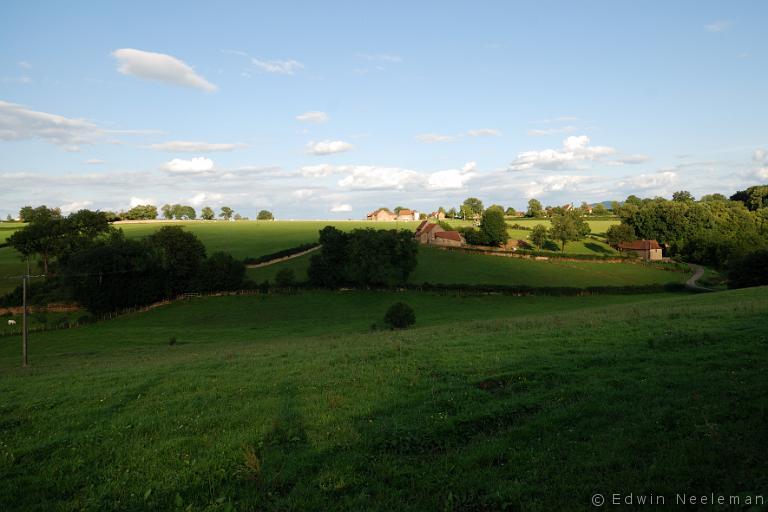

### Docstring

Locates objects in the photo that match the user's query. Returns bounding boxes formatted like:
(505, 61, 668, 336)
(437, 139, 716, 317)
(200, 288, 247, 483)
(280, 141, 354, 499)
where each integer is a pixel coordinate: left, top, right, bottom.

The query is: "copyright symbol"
(592, 494, 605, 507)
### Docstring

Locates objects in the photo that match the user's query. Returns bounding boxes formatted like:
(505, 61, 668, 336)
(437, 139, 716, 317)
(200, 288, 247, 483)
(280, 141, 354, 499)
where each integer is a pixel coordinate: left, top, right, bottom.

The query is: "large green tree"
(257, 210, 274, 220)
(219, 206, 234, 220)
(530, 224, 548, 249)
(526, 198, 543, 218)
(123, 204, 158, 220)
(549, 210, 591, 251)
(201, 206, 215, 220)
(479, 208, 509, 246)
(146, 226, 206, 295)
(461, 198, 484, 219)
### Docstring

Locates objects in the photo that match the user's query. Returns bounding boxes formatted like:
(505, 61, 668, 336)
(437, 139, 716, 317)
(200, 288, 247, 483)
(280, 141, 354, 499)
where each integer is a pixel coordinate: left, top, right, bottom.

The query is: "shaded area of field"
(0, 287, 766, 510)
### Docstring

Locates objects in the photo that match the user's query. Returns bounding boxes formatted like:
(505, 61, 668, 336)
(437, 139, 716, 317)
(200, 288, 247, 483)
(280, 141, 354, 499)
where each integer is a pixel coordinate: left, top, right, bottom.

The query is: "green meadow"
(1, 287, 766, 511)
(248, 245, 688, 288)
(1, 218, 647, 296)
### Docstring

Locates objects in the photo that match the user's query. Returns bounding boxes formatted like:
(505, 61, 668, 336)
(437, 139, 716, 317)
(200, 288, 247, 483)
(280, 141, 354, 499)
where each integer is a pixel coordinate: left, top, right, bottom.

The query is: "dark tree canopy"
(146, 226, 207, 295)
(195, 251, 245, 292)
(201, 206, 215, 220)
(309, 227, 418, 287)
(605, 224, 636, 246)
(257, 210, 274, 220)
(479, 208, 509, 246)
(530, 224, 548, 249)
(730, 185, 768, 211)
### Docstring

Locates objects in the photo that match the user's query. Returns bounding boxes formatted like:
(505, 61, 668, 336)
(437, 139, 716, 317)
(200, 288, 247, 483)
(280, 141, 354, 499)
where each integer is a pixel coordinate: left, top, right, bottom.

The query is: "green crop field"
(248, 245, 689, 288)
(1, 287, 766, 510)
(1, 219, 666, 296)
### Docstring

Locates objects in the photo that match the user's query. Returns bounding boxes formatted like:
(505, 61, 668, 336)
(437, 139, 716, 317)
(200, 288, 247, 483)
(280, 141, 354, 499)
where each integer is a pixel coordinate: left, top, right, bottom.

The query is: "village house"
(617, 239, 663, 261)
(429, 210, 446, 220)
(414, 221, 465, 247)
(396, 209, 419, 221)
(367, 208, 397, 221)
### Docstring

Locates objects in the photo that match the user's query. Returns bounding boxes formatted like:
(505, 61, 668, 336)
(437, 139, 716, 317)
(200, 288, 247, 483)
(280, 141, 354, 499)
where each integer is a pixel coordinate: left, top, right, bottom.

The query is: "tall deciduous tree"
(479, 208, 509, 246)
(526, 198, 543, 218)
(201, 206, 215, 220)
(530, 224, 548, 249)
(550, 210, 591, 251)
(219, 206, 234, 220)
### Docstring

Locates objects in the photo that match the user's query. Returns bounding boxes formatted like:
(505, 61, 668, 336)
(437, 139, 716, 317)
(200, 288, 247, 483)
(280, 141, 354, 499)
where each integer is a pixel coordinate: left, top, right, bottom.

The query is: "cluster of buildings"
(366, 208, 420, 221)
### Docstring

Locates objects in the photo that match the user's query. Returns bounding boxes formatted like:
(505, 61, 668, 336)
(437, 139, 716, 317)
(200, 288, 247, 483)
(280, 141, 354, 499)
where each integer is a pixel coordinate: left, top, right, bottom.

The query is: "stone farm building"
(617, 239, 662, 261)
(367, 208, 419, 221)
(414, 221, 465, 247)
(367, 208, 397, 221)
(396, 209, 419, 221)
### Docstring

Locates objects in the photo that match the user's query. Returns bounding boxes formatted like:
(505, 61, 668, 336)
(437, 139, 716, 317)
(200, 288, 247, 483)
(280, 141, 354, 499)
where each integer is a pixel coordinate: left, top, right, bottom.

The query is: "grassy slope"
(0, 220, 621, 295)
(249, 245, 688, 287)
(0, 287, 766, 510)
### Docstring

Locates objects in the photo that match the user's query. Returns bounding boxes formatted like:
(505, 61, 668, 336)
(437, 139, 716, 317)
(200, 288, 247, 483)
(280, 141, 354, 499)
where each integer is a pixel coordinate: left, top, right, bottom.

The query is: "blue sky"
(1, 1, 767, 219)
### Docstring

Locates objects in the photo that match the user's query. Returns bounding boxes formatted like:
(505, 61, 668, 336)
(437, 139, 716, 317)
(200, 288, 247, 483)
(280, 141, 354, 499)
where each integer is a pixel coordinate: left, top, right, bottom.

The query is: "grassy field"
(249, 245, 689, 288)
(0, 287, 766, 510)
(0, 219, 622, 295)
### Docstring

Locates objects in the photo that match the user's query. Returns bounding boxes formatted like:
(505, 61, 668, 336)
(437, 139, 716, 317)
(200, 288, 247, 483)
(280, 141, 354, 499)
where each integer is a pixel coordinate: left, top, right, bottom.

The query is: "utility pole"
(22, 257, 29, 367)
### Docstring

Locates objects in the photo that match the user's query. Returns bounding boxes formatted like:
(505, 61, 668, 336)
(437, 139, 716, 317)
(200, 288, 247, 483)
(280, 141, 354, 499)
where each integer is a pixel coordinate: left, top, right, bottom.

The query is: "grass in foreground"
(0, 287, 766, 511)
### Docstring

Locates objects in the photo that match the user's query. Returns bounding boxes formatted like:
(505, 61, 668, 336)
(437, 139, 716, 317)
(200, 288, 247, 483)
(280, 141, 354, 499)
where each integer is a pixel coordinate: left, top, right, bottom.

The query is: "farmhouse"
(367, 208, 397, 221)
(429, 210, 446, 220)
(414, 221, 465, 246)
(396, 209, 419, 221)
(617, 239, 663, 261)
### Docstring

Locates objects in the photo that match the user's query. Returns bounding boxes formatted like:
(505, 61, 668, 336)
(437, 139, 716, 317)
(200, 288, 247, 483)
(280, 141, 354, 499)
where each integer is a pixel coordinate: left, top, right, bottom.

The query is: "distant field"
(1, 287, 766, 510)
(507, 217, 619, 236)
(249, 245, 688, 287)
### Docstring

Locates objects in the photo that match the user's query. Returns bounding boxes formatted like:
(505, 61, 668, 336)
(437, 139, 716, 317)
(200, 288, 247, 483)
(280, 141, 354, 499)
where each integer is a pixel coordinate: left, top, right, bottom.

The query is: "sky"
(1, 1, 767, 219)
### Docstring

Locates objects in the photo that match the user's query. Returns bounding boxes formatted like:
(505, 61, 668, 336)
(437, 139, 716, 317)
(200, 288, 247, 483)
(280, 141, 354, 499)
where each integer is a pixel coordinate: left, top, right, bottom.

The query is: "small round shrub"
(384, 302, 416, 329)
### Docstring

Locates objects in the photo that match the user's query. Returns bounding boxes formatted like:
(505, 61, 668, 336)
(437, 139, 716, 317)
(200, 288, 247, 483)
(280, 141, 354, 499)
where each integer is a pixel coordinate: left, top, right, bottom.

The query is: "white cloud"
(337, 165, 421, 190)
(149, 140, 246, 152)
(161, 157, 215, 174)
(86, 159, 105, 165)
(467, 128, 501, 137)
(330, 203, 353, 212)
(307, 140, 354, 155)
(251, 58, 303, 75)
(616, 171, 677, 190)
(189, 192, 223, 206)
(112, 48, 217, 92)
(614, 154, 651, 165)
(415, 133, 457, 143)
(705, 20, 731, 32)
(296, 111, 329, 123)
(60, 200, 93, 213)
(0, 100, 102, 147)
(292, 189, 317, 199)
(427, 167, 476, 190)
(753, 149, 767, 163)
(130, 196, 155, 207)
(527, 126, 576, 137)
(18, 61, 32, 70)
(508, 135, 616, 171)
(301, 164, 335, 177)
(521, 175, 595, 198)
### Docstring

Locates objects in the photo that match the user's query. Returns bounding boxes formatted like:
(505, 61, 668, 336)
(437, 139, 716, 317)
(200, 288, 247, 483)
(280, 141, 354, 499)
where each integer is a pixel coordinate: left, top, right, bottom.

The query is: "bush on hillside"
(728, 248, 768, 288)
(384, 302, 416, 329)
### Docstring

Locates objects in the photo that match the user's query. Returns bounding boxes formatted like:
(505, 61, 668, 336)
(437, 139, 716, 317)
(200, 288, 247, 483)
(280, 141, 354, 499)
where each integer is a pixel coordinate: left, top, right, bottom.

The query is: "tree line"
(16, 204, 274, 222)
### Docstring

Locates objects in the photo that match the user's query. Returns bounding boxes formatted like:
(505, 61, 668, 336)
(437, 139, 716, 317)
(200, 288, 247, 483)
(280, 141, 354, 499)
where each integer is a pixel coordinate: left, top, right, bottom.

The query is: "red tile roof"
(434, 230, 462, 241)
(618, 239, 661, 251)
(415, 220, 428, 233)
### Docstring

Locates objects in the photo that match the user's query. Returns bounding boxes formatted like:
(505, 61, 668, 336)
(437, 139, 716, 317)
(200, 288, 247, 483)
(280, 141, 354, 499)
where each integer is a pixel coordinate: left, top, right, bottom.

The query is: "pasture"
(0, 287, 766, 510)
(248, 245, 688, 288)
(0, 218, 644, 297)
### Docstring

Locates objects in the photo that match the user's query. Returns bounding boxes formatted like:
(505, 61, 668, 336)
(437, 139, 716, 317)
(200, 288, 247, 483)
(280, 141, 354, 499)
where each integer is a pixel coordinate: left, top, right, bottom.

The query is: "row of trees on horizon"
(11, 204, 275, 223)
